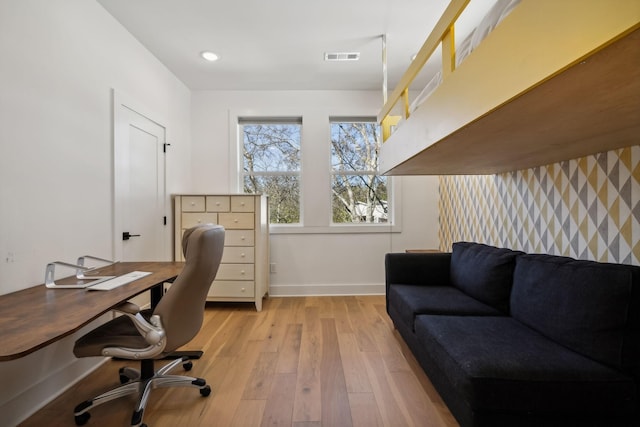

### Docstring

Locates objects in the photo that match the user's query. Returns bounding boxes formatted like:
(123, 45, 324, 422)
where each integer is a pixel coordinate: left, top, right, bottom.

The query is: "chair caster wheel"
(183, 361, 193, 371)
(75, 412, 91, 426)
(119, 366, 138, 383)
(200, 385, 211, 397)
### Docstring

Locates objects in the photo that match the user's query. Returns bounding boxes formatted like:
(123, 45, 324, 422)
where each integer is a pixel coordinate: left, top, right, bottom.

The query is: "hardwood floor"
(20, 296, 458, 427)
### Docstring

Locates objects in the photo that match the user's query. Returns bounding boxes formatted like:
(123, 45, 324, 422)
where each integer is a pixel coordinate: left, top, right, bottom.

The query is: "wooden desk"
(0, 261, 184, 361)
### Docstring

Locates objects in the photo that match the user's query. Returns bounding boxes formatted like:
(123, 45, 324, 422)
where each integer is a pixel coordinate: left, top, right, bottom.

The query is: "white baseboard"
(3, 357, 106, 427)
(269, 283, 385, 297)
(1, 314, 116, 427)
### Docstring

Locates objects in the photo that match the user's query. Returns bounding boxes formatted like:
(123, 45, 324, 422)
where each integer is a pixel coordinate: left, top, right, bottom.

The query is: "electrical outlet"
(270, 263, 277, 273)
(5, 252, 15, 263)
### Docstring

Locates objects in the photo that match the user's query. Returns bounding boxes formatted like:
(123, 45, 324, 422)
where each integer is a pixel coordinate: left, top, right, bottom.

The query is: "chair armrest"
(113, 301, 140, 315)
(385, 252, 452, 291)
(112, 302, 165, 346)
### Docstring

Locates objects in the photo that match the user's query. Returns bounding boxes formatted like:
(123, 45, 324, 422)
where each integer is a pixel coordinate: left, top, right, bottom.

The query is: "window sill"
(269, 224, 401, 235)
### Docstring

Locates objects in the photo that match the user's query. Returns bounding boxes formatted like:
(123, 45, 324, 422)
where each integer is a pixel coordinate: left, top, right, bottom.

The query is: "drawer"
(225, 230, 255, 246)
(208, 280, 255, 298)
(231, 196, 255, 212)
(181, 196, 205, 212)
(222, 247, 254, 263)
(206, 196, 230, 212)
(218, 212, 254, 229)
(182, 212, 218, 228)
(216, 264, 254, 280)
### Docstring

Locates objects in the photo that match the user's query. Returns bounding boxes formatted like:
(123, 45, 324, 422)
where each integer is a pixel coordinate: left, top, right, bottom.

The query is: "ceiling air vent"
(324, 52, 360, 61)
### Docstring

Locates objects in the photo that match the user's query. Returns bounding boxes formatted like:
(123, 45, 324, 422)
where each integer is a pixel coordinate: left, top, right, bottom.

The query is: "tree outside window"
(331, 120, 388, 224)
(240, 118, 301, 224)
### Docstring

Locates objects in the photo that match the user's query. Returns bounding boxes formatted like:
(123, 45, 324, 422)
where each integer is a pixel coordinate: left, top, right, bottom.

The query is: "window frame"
(238, 117, 303, 225)
(329, 118, 390, 226)
(229, 109, 401, 235)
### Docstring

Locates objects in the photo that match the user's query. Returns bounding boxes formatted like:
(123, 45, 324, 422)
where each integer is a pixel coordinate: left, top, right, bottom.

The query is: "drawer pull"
(240, 236, 246, 240)
(216, 202, 221, 206)
(241, 287, 246, 292)
(234, 219, 239, 223)
(241, 253, 246, 258)
(190, 202, 196, 206)
(240, 270, 245, 275)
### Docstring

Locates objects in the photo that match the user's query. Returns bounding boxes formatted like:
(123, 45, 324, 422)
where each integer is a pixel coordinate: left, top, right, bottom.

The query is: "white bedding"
(407, 0, 521, 116)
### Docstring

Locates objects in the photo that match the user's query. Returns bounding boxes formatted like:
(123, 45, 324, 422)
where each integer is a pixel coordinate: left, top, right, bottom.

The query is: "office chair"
(73, 224, 225, 427)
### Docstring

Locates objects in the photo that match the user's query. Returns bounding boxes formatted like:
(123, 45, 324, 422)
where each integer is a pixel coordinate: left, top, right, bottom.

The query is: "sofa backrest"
(450, 242, 522, 313)
(511, 254, 640, 373)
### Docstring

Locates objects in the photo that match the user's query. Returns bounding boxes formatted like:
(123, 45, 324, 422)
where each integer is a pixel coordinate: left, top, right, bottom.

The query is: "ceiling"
(96, 0, 494, 92)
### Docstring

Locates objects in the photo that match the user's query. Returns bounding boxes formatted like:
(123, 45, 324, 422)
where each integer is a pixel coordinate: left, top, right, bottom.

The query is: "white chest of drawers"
(173, 194, 269, 311)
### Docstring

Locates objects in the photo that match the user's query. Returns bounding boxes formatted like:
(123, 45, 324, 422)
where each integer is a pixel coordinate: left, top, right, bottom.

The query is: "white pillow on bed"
(470, 0, 521, 51)
(456, 29, 476, 67)
(409, 71, 442, 114)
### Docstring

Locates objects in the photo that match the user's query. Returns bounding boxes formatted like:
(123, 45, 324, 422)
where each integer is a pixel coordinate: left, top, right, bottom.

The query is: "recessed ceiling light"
(324, 52, 360, 61)
(200, 51, 219, 62)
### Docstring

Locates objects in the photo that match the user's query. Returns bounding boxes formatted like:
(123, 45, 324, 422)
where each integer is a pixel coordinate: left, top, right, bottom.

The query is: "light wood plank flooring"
(20, 296, 458, 427)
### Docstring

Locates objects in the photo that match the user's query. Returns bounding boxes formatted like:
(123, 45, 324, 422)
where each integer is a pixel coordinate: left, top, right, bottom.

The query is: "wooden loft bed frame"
(378, 0, 640, 175)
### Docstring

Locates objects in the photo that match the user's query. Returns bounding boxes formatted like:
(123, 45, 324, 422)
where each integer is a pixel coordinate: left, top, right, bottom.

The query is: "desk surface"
(0, 261, 184, 361)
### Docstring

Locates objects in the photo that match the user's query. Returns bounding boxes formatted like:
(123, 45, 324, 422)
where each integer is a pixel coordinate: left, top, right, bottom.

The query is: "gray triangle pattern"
(438, 145, 639, 265)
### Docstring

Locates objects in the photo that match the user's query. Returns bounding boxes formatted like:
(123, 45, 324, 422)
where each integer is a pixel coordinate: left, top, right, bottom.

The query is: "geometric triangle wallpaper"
(439, 145, 639, 265)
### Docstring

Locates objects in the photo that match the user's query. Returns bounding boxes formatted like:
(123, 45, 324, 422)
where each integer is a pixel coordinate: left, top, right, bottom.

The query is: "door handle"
(122, 232, 141, 241)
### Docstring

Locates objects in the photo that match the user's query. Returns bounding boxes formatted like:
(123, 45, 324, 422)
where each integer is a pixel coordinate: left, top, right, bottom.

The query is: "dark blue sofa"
(385, 242, 640, 426)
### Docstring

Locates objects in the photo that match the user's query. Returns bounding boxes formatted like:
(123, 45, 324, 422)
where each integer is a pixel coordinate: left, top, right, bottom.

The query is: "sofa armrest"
(385, 252, 452, 313)
(385, 252, 452, 290)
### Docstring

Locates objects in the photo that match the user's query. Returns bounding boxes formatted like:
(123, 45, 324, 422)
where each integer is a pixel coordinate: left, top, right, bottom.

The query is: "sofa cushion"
(450, 242, 522, 313)
(388, 284, 502, 330)
(414, 315, 637, 415)
(511, 254, 640, 371)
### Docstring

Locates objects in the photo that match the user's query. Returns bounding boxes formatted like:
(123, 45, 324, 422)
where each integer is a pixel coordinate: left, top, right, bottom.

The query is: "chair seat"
(74, 313, 154, 358)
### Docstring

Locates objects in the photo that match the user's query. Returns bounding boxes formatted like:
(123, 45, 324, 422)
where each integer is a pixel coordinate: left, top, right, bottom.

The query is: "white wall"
(0, 1, 192, 424)
(191, 90, 439, 295)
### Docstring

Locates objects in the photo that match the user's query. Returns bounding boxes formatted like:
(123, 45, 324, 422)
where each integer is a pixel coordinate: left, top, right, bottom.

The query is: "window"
(240, 118, 301, 224)
(330, 119, 388, 224)
(235, 112, 397, 233)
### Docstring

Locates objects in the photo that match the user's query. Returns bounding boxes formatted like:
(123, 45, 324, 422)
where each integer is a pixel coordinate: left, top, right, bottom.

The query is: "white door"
(113, 93, 168, 262)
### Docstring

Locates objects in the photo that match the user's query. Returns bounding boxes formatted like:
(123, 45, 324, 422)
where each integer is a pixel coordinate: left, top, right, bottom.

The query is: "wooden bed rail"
(379, 0, 470, 141)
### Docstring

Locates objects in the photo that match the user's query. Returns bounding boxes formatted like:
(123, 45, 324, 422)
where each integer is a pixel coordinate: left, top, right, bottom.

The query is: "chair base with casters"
(74, 357, 211, 426)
